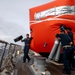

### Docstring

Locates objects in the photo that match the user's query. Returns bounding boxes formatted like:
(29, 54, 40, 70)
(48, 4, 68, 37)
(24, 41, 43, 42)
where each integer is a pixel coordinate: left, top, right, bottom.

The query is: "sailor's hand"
(21, 39, 23, 42)
(70, 42, 73, 45)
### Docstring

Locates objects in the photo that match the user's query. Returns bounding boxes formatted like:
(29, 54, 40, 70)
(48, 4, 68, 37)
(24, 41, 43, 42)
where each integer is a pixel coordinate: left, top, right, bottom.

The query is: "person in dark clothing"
(66, 28, 75, 69)
(66, 28, 74, 42)
(21, 34, 33, 63)
(56, 30, 73, 74)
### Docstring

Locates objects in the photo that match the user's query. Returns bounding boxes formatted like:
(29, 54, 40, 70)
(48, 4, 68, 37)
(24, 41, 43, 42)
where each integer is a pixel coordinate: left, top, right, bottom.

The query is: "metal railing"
(0, 40, 22, 72)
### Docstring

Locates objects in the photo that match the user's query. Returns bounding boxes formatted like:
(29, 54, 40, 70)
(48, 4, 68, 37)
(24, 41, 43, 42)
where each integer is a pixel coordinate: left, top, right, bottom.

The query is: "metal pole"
(48, 38, 59, 60)
(0, 43, 7, 69)
(37, 57, 46, 72)
(54, 42, 62, 62)
(13, 45, 16, 54)
(8, 44, 12, 54)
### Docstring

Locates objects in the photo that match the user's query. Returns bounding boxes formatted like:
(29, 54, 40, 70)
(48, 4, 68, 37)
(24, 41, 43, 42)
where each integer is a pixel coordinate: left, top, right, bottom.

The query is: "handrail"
(0, 40, 22, 72)
(8, 43, 22, 54)
(0, 41, 8, 71)
(0, 40, 8, 44)
(10, 43, 22, 47)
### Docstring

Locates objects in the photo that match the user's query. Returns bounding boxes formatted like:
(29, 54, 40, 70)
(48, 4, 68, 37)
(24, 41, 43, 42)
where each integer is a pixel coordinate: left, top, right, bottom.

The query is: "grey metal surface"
(54, 42, 62, 61)
(48, 39, 59, 60)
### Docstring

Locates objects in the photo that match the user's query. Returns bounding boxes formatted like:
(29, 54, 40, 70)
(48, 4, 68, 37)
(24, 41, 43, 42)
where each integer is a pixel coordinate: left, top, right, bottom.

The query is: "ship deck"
(15, 59, 75, 75)
(0, 40, 75, 75)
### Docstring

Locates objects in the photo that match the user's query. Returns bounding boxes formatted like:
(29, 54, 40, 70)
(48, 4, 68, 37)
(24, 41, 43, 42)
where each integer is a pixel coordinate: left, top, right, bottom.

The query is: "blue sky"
(0, 0, 52, 45)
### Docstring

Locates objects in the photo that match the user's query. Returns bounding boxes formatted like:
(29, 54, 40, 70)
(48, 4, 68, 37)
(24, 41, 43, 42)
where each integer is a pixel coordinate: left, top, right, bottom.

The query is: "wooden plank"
(49, 60, 63, 66)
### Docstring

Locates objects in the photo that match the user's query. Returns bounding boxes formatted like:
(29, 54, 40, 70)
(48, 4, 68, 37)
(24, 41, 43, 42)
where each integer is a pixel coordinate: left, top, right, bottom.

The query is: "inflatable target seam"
(30, 17, 75, 25)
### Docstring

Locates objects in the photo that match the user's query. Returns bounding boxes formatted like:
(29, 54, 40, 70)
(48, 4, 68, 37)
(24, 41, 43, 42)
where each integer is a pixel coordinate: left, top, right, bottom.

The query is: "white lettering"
(34, 6, 75, 20)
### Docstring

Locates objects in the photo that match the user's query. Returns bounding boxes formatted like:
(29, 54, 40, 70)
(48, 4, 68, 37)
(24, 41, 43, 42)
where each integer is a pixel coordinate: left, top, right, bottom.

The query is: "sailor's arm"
(21, 38, 25, 42)
(30, 36, 33, 40)
(68, 36, 73, 46)
(56, 34, 61, 40)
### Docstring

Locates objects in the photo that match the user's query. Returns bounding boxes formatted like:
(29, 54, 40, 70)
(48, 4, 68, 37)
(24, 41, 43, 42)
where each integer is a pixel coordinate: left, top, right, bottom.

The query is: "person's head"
(60, 24, 67, 31)
(60, 24, 65, 31)
(66, 28, 72, 33)
(26, 34, 29, 38)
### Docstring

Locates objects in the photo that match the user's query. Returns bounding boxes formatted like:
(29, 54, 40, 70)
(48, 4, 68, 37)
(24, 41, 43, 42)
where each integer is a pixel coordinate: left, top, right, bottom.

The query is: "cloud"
(0, 0, 52, 45)
(0, 19, 28, 45)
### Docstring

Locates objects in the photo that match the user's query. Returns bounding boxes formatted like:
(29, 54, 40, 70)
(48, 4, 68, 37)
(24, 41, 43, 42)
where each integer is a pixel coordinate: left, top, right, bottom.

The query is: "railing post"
(0, 43, 7, 70)
(8, 44, 12, 54)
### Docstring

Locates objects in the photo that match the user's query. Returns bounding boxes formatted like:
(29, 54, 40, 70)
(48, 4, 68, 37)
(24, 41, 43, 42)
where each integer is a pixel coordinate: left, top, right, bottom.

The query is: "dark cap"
(26, 34, 29, 36)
